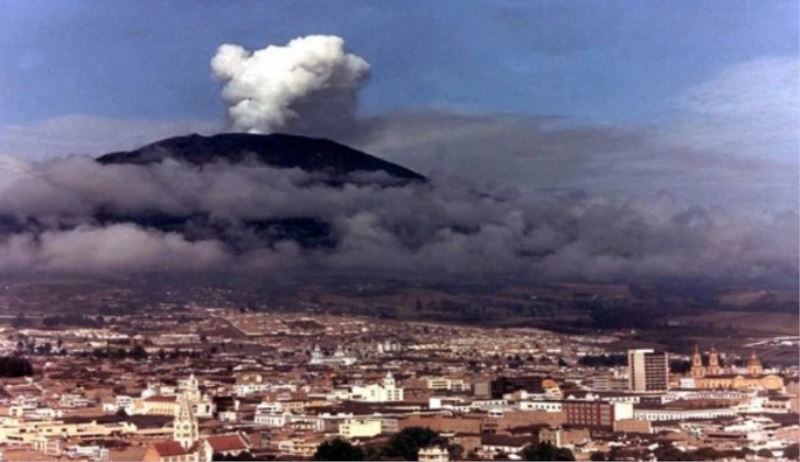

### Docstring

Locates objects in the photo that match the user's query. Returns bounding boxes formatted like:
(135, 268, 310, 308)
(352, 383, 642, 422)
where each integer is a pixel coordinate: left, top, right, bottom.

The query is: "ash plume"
(211, 35, 370, 137)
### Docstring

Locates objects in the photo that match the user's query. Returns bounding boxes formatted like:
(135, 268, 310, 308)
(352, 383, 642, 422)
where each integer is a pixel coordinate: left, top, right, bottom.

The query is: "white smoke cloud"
(211, 35, 370, 136)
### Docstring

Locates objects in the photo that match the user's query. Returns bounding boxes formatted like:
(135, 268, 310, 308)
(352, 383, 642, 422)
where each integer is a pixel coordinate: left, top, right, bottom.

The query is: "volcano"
(88, 133, 425, 250)
(97, 132, 425, 182)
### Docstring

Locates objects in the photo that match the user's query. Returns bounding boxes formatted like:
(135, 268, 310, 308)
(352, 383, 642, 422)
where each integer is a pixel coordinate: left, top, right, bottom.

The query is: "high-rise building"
(627, 349, 669, 392)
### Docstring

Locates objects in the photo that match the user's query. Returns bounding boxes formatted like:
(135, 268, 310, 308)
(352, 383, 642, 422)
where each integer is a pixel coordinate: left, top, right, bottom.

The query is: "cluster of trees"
(313, 428, 575, 461)
(670, 359, 692, 374)
(80, 345, 223, 361)
(314, 428, 448, 461)
(521, 442, 575, 461)
(15, 336, 66, 356)
(12, 313, 105, 330)
(11, 313, 32, 328)
(84, 344, 148, 360)
(578, 354, 627, 368)
(42, 314, 103, 328)
(313, 438, 367, 461)
(0, 356, 33, 377)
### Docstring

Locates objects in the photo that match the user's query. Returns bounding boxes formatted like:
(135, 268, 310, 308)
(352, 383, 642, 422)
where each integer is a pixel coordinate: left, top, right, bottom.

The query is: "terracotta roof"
(150, 440, 195, 457)
(206, 433, 249, 452)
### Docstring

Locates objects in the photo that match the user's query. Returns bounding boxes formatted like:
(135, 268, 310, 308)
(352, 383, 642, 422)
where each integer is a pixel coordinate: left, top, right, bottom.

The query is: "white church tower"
(383, 371, 396, 388)
(173, 393, 199, 449)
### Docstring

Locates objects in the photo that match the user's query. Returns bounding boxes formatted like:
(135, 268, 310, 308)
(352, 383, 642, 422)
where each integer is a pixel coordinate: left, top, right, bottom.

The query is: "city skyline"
(0, 2, 797, 461)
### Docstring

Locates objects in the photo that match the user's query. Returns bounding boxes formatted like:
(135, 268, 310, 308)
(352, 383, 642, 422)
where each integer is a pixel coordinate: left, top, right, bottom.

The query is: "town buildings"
(0, 307, 795, 461)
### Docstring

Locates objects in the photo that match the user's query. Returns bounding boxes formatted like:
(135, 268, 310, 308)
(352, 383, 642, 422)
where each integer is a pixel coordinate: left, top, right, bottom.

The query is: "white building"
(518, 400, 562, 412)
(418, 446, 450, 462)
(426, 377, 467, 392)
(254, 412, 289, 427)
(350, 372, 404, 403)
(309, 344, 357, 367)
(634, 406, 736, 421)
(339, 419, 383, 439)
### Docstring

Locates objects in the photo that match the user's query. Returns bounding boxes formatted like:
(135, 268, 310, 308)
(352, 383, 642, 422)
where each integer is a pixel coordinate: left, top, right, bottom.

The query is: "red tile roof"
(150, 440, 195, 457)
(206, 434, 249, 452)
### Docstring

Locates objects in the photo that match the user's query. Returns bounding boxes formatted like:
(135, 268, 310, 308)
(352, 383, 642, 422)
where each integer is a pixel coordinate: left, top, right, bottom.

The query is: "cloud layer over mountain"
(0, 36, 795, 289)
(0, 155, 795, 288)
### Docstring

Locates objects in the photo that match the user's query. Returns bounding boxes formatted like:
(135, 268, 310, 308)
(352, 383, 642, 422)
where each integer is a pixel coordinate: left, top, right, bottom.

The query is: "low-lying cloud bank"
(0, 155, 795, 288)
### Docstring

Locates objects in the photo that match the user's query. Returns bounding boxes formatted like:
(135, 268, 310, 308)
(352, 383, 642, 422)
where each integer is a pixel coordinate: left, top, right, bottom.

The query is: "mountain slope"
(89, 132, 427, 251)
(96, 132, 425, 181)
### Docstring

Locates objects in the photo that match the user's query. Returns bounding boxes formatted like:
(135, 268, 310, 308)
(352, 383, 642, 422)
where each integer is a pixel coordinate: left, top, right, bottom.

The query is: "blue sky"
(1, 0, 796, 125)
(0, 0, 797, 213)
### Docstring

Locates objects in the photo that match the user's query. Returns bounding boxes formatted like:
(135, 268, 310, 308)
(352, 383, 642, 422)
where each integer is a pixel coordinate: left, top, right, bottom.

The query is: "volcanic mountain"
(97, 132, 425, 182)
(89, 132, 425, 250)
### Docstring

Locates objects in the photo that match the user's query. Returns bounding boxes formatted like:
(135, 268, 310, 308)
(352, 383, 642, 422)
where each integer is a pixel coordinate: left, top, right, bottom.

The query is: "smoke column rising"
(211, 35, 370, 136)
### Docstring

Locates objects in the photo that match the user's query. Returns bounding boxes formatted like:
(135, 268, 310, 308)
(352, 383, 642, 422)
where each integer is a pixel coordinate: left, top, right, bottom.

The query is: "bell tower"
(706, 347, 723, 376)
(173, 393, 199, 449)
(383, 371, 396, 388)
(690, 345, 706, 378)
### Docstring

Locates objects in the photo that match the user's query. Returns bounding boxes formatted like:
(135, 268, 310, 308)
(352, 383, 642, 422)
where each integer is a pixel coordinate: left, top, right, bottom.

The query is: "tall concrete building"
(627, 349, 669, 392)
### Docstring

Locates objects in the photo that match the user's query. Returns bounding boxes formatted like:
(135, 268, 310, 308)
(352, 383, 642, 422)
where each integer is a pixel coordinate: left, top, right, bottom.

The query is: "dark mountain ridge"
(97, 132, 425, 181)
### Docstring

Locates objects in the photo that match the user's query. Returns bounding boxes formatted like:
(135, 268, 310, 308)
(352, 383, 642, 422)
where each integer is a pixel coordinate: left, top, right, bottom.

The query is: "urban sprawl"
(0, 305, 797, 461)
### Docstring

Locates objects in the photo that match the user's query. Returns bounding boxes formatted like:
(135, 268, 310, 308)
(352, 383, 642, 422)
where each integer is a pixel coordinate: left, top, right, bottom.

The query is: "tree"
(653, 444, 692, 461)
(784, 443, 799, 461)
(129, 344, 148, 360)
(382, 427, 443, 461)
(11, 313, 29, 328)
(36, 342, 52, 355)
(691, 447, 723, 460)
(448, 444, 464, 461)
(589, 451, 607, 461)
(756, 449, 773, 458)
(579, 354, 627, 368)
(670, 359, 691, 374)
(522, 442, 575, 461)
(0, 357, 33, 377)
(313, 438, 365, 461)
